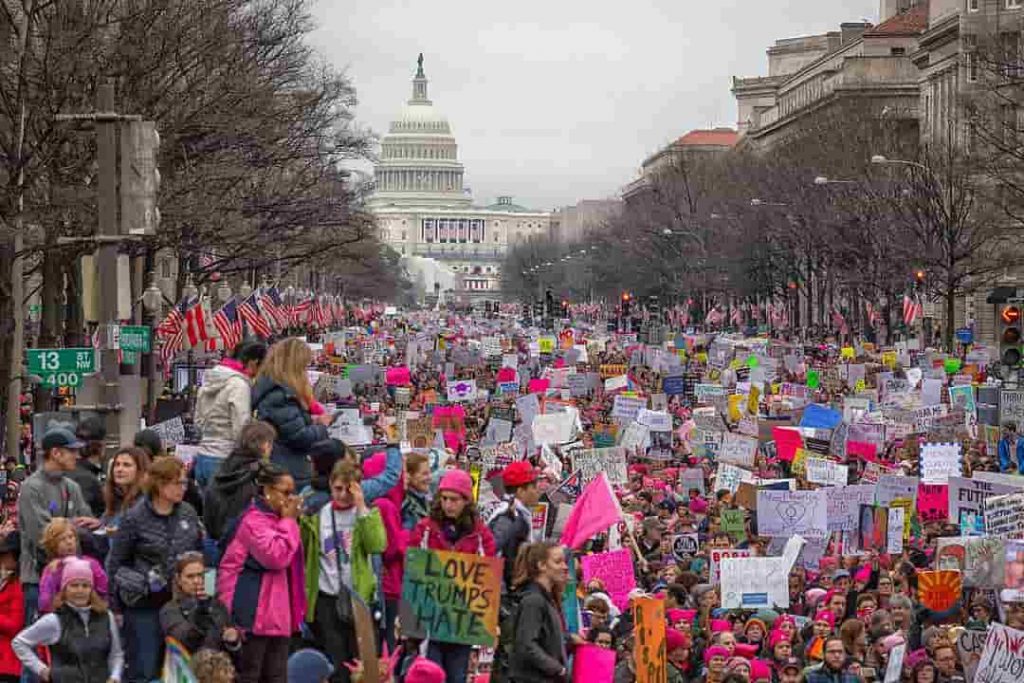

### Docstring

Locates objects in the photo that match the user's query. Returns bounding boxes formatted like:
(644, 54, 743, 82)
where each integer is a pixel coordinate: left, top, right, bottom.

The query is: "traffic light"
(914, 269, 926, 285)
(545, 289, 554, 318)
(120, 120, 160, 235)
(621, 293, 631, 318)
(533, 300, 544, 319)
(1001, 305, 1023, 367)
(647, 295, 661, 321)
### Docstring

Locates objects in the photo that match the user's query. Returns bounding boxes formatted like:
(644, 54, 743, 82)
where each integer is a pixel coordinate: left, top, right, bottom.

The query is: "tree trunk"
(945, 286, 956, 353)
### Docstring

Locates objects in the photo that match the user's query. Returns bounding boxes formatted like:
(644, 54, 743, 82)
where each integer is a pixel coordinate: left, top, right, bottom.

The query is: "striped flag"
(212, 299, 243, 352)
(156, 299, 189, 370)
(865, 302, 882, 328)
(183, 298, 212, 348)
(903, 295, 922, 327)
(258, 287, 290, 330)
(730, 306, 743, 327)
(291, 296, 313, 328)
(239, 294, 272, 338)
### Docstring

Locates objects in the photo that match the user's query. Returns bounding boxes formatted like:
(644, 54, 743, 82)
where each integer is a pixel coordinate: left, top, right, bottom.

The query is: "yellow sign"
(882, 351, 897, 369)
(854, 379, 866, 393)
(469, 464, 481, 502)
(538, 337, 556, 354)
(696, 352, 708, 364)
(840, 346, 855, 361)
(728, 394, 745, 423)
(747, 385, 761, 416)
(792, 448, 808, 476)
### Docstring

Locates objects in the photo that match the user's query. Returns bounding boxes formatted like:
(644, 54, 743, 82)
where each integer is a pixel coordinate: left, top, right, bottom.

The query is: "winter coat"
(106, 497, 204, 612)
(409, 515, 497, 557)
(203, 449, 262, 540)
(12, 605, 123, 683)
(66, 460, 104, 518)
(401, 489, 430, 531)
(38, 556, 109, 613)
(374, 497, 406, 600)
(804, 666, 862, 683)
(251, 376, 327, 487)
(196, 360, 253, 460)
(300, 504, 386, 620)
(488, 500, 532, 587)
(217, 498, 305, 637)
(508, 581, 567, 683)
(159, 595, 237, 655)
(0, 579, 23, 677)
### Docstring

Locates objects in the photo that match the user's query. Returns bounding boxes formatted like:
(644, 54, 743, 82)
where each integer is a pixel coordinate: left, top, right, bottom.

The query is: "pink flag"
(573, 644, 616, 683)
(560, 472, 622, 550)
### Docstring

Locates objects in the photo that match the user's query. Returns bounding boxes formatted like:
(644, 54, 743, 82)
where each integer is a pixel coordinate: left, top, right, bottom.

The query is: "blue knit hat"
(287, 649, 334, 683)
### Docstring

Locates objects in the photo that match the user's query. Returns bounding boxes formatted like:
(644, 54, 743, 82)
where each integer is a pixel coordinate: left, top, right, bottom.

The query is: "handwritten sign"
(709, 548, 751, 583)
(827, 485, 876, 532)
(986, 491, 1024, 538)
(917, 483, 950, 523)
(920, 442, 963, 484)
(581, 549, 636, 612)
(574, 447, 628, 485)
(720, 555, 790, 609)
(949, 476, 1024, 528)
(721, 509, 745, 538)
(400, 548, 503, 646)
(806, 457, 848, 487)
(719, 432, 758, 469)
(446, 379, 478, 402)
(611, 395, 647, 421)
(975, 622, 1024, 683)
(757, 490, 828, 539)
(633, 597, 667, 683)
(887, 507, 905, 555)
(672, 533, 700, 560)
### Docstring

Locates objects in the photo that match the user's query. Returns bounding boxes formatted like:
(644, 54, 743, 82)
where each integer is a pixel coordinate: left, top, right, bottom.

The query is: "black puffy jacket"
(251, 377, 327, 487)
(509, 582, 568, 683)
(203, 449, 261, 541)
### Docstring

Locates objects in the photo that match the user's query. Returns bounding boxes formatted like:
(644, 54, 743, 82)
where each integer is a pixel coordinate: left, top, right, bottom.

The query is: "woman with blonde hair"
(252, 338, 330, 488)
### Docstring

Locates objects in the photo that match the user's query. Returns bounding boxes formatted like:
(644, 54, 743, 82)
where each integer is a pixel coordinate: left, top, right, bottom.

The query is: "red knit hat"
(502, 461, 538, 488)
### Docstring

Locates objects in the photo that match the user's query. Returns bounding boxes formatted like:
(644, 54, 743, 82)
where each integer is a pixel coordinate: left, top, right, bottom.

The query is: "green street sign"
(27, 348, 96, 388)
(122, 350, 139, 365)
(119, 325, 151, 353)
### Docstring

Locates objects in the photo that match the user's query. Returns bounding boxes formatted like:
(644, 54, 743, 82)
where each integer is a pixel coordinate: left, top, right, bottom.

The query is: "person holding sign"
(508, 541, 571, 683)
(409, 469, 496, 682)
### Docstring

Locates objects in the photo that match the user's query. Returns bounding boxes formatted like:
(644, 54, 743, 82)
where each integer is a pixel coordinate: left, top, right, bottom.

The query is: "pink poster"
(772, 427, 803, 462)
(847, 440, 879, 462)
(917, 483, 949, 522)
(386, 366, 411, 386)
(581, 549, 636, 612)
(528, 378, 550, 394)
(573, 644, 616, 683)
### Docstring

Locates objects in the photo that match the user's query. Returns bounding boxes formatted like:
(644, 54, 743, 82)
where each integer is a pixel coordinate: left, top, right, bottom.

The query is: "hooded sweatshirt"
(203, 448, 262, 541)
(195, 359, 252, 459)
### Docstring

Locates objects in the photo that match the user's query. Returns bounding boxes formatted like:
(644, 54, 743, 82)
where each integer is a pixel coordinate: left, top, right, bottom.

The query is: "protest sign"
(920, 442, 963, 484)
(771, 427, 803, 462)
(917, 570, 962, 611)
(960, 537, 1006, 589)
(611, 395, 646, 422)
(446, 379, 478, 402)
(721, 509, 745, 538)
(958, 629, 987, 683)
(756, 490, 827, 539)
(531, 503, 549, 542)
(917, 483, 950, 523)
(986, 491, 1024, 538)
(695, 383, 726, 403)
(574, 447, 628, 485)
(636, 409, 672, 432)
(859, 505, 889, 551)
(328, 409, 373, 446)
(592, 423, 618, 448)
(719, 432, 758, 469)
(1002, 540, 1024, 603)
(716, 462, 754, 495)
(574, 644, 615, 683)
(884, 643, 906, 683)
(516, 394, 540, 427)
(709, 547, 752, 584)
(806, 457, 848, 487)
(619, 422, 649, 450)
(949, 476, 1024, 528)
(681, 468, 705, 495)
(875, 475, 919, 507)
(663, 375, 685, 396)
(800, 404, 842, 430)
(887, 507, 905, 555)
(532, 412, 576, 445)
(400, 548, 503, 646)
(581, 549, 636, 611)
(1001, 390, 1024, 425)
(151, 417, 186, 447)
(720, 555, 790, 609)
(632, 597, 667, 683)
(672, 533, 700, 560)
(604, 374, 629, 393)
(827, 485, 876, 532)
(974, 622, 1024, 683)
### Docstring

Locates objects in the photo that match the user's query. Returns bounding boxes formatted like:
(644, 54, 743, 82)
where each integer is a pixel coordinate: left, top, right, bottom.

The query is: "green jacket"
(300, 507, 387, 622)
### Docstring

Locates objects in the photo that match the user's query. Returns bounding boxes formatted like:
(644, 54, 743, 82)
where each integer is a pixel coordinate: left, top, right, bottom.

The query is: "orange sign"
(917, 570, 962, 612)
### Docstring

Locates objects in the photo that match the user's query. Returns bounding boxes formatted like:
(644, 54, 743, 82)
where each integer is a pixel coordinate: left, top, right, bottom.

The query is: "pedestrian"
(17, 427, 98, 624)
(12, 557, 124, 683)
(409, 469, 496, 681)
(360, 449, 406, 651)
(0, 530, 23, 683)
(203, 421, 276, 541)
(37, 517, 108, 613)
(805, 637, 860, 683)
(302, 459, 385, 682)
(252, 338, 331, 488)
(68, 417, 106, 518)
(194, 339, 268, 489)
(508, 541, 571, 683)
(400, 452, 431, 531)
(101, 447, 151, 530)
(159, 551, 240, 656)
(998, 421, 1024, 474)
(217, 463, 305, 683)
(106, 456, 204, 683)
(287, 649, 334, 683)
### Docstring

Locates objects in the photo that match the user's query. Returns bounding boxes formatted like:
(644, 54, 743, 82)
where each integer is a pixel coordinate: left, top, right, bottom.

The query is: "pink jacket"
(217, 500, 306, 637)
(38, 556, 108, 613)
(363, 453, 406, 600)
(410, 517, 497, 557)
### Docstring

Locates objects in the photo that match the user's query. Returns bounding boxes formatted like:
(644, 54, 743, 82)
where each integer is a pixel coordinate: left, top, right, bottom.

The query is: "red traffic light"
(1003, 306, 1022, 325)
(622, 293, 631, 302)
(914, 270, 926, 282)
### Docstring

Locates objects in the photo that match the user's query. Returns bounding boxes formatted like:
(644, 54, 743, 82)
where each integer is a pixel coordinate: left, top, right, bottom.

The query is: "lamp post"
(141, 275, 163, 423)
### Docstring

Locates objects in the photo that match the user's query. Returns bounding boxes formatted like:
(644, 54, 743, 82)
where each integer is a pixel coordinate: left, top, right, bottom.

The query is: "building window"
(160, 259, 172, 279)
(891, 47, 906, 56)
(968, 0, 979, 10)
(1009, 0, 1022, 8)
(964, 34, 978, 82)
(1002, 31, 1022, 77)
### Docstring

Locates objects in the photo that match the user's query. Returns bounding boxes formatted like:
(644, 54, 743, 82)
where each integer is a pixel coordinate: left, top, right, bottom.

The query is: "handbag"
(329, 507, 355, 626)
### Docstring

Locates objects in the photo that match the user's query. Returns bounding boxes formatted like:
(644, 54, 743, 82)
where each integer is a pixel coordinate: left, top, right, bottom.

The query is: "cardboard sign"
(574, 447, 628, 485)
(917, 569, 962, 612)
(920, 442, 963, 484)
(721, 509, 745, 537)
(986, 491, 1024, 538)
(958, 628, 987, 683)
(532, 412, 576, 445)
(400, 548, 503, 646)
(632, 597, 667, 683)
(611, 395, 647, 422)
(719, 432, 758, 469)
(581, 549, 636, 611)
(974, 622, 1024, 683)
(827, 485, 876, 532)
(709, 547, 751, 583)
(574, 644, 616, 683)
(756, 490, 828, 539)
(720, 555, 790, 609)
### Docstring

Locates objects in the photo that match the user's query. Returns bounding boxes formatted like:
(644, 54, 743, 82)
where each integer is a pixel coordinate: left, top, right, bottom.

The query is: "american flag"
(705, 306, 724, 327)
(831, 308, 849, 336)
(903, 295, 923, 326)
(258, 287, 290, 330)
(184, 298, 212, 348)
(865, 302, 882, 328)
(212, 299, 243, 352)
(291, 296, 313, 328)
(730, 306, 743, 327)
(239, 293, 272, 338)
(156, 299, 190, 370)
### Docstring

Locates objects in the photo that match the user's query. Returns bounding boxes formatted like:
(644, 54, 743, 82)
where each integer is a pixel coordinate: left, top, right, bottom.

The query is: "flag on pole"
(183, 298, 212, 348)
(239, 294, 272, 338)
(258, 287, 290, 331)
(903, 295, 922, 327)
(559, 472, 623, 550)
(156, 299, 189, 371)
(212, 299, 243, 352)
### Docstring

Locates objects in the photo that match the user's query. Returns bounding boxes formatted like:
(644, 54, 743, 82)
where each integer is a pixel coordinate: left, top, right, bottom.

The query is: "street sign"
(956, 327, 974, 345)
(119, 325, 151, 353)
(27, 348, 96, 388)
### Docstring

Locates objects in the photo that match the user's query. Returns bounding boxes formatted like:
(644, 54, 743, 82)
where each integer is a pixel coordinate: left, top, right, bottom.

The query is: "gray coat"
(17, 470, 90, 583)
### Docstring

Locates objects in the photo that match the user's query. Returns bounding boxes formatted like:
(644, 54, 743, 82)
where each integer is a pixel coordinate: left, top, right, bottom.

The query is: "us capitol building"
(367, 55, 551, 304)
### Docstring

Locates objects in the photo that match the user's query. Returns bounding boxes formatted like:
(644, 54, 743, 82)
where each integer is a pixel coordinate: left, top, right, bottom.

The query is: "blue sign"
(956, 327, 974, 344)
(663, 375, 686, 396)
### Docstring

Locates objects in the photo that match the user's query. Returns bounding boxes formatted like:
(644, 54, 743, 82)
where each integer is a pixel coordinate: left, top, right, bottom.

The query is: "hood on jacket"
(252, 375, 289, 407)
(211, 452, 261, 496)
(199, 362, 249, 396)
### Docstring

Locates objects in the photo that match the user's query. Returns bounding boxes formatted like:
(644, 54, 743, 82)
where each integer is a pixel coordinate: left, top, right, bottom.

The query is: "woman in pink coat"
(217, 463, 305, 683)
(362, 451, 407, 651)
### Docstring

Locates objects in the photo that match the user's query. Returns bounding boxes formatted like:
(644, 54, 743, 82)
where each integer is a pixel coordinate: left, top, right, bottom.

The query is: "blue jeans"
(193, 453, 224, 490)
(124, 607, 164, 683)
(426, 641, 471, 683)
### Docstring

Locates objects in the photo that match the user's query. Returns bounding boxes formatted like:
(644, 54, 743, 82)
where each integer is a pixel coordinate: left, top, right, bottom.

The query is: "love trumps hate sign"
(400, 548, 503, 647)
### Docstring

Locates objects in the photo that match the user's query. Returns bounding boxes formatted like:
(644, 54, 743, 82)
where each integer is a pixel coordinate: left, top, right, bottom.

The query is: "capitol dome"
(369, 55, 471, 209)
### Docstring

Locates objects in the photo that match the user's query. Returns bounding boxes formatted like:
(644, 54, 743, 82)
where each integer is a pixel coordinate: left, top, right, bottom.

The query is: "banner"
(574, 644, 615, 683)
(400, 548, 503, 646)
(632, 597, 667, 683)
(975, 622, 1024, 683)
(949, 476, 1023, 529)
(986, 491, 1024, 538)
(917, 569, 962, 611)
(574, 447, 628, 485)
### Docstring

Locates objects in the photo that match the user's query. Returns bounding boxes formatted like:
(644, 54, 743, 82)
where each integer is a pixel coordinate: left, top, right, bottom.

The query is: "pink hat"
(711, 619, 732, 633)
(814, 610, 836, 629)
(734, 643, 759, 660)
(438, 469, 474, 500)
(805, 588, 827, 607)
(667, 608, 697, 624)
(60, 557, 93, 591)
(769, 630, 791, 649)
(854, 565, 872, 584)
(666, 628, 688, 652)
(704, 646, 730, 664)
(881, 633, 906, 653)
(404, 657, 446, 683)
(690, 498, 709, 514)
(750, 660, 772, 682)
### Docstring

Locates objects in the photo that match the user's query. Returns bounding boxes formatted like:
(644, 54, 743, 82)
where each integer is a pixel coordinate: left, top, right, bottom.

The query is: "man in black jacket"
(67, 416, 106, 516)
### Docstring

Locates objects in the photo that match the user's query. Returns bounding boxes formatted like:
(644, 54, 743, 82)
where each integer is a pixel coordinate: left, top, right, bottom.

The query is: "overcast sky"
(311, 0, 879, 211)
